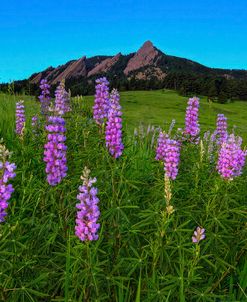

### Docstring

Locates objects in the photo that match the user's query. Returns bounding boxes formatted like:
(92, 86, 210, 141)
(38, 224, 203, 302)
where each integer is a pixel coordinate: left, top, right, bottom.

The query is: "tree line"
(1, 72, 247, 103)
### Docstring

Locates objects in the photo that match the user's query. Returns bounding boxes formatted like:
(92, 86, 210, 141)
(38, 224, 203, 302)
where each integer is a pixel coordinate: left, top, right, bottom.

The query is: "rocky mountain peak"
(124, 41, 159, 75)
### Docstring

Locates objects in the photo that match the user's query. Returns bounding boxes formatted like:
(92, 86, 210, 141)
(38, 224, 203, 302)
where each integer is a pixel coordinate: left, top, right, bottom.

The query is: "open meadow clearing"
(0, 86, 246, 302)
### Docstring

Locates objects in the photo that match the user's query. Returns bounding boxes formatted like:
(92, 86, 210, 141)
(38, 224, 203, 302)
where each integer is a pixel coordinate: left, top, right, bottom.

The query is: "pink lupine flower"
(44, 117, 67, 186)
(0, 144, 16, 222)
(75, 167, 100, 241)
(192, 227, 205, 243)
(54, 81, 71, 115)
(39, 79, 51, 115)
(216, 114, 228, 144)
(105, 89, 124, 158)
(155, 131, 168, 161)
(217, 134, 246, 180)
(184, 96, 200, 143)
(93, 77, 110, 125)
(15, 100, 25, 136)
(156, 132, 180, 180)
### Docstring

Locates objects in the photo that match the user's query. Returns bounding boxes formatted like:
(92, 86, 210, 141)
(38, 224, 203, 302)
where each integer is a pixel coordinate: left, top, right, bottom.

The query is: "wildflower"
(43, 116, 67, 186)
(31, 115, 39, 134)
(164, 138, 180, 180)
(184, 96, 200, 142)
(217, 134, 246, 180)
(156, 131, 180, 180)
(31, 115, 38, 127)
(54, 81, 71, 115)
(192, 227, 205, 243)
(0, 143, 16, 222)
(155, 131, 168, 161)
(105, 89, 124, 158)
(75, 167, 100, 241)
(216, 114, 228, 144)
(93, 77, 110, 125)
(39, 79, 51, 115)
(15, 100, 25, 137)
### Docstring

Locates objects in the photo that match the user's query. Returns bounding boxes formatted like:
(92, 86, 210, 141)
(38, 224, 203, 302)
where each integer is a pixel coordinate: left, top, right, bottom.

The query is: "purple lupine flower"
(75, 167, 100, 241)
(155, 131, 168, 161)
(105, 89, 124, 158)
(156, 132, 181, 179)
(54, 81, 71, 115)
(184, 97, 200, 142)
(192, 227, 205, 243)
(217, 134, 246, 180)
(15, 100, 25, 136)
(39, 79, 51, 115)
(216, 114, 228, 144)
(93, 77, 110, 125)
(31, 115, 39, 134)
(0, 144, 16, 222)
(163, 138, 181, 180)
(31, 115, 38, 127)
(43, 116, 67, 186)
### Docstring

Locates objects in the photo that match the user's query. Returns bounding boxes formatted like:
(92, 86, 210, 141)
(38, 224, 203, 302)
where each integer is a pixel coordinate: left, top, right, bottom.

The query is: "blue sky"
(1, 0, 247, 82)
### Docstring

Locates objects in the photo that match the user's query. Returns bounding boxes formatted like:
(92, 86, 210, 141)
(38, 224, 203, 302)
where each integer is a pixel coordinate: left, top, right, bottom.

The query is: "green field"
(1, 90, 247, 138)
(89, 90, 247, 137)
(0, 90, 246, 301)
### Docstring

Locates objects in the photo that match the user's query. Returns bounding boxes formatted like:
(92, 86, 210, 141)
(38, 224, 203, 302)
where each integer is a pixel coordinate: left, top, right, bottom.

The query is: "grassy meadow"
(85, 90, 247, 139)
(0, 90, 246, 301)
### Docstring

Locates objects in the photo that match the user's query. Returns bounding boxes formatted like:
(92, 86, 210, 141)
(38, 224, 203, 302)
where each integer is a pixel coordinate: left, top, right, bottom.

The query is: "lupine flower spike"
(31, 115, 39, 134)
(54, 80, 71, 115)
(39, 79, 51, 115)
(75, 167, 100, 241)
(192, 227, 206, 243)
(217, 133, 246, 180)
(15, 100, 25, 137)
(184, 96, 200, 143)
(43, 117, 67, 186)
(155, 131, 168, 161)
(216, 114, 228, 145)
(105, 89, 124, 158)
(93, 77, 110, 126)
(164, 138, 180, 180)
(156, 131, 181, 180)
(43, 82, 68, 186)
(0, 141, 16, 222)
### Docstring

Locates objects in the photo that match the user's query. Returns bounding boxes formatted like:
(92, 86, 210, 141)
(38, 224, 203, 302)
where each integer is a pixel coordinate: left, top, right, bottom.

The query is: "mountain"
(1, 41, 247, 101)
(28, 40, 247, 86)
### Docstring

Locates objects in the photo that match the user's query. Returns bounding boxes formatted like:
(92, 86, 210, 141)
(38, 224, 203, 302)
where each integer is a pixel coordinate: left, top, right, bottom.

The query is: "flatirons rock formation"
(88, 53, 121, 77)
(28, 40, 247, 85)
(51, 56, 87, 84)
(124, 41, 159, 75)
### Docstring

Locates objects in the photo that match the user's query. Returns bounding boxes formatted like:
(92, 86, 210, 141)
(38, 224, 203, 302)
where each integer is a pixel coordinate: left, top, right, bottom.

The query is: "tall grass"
(0, 92, 246, 301)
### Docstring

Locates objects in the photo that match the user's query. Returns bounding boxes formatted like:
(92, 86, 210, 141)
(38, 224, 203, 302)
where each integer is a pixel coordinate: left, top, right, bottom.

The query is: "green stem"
(64, 228, 71, 302)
